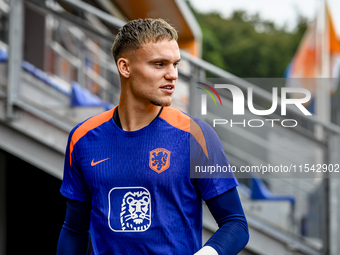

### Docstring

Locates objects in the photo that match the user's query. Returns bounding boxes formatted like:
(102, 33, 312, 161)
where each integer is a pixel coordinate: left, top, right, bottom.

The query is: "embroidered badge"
(149, 148, 171, 174)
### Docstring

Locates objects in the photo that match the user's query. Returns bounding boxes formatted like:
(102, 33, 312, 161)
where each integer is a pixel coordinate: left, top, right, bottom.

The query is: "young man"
(57, 18, 249, 255)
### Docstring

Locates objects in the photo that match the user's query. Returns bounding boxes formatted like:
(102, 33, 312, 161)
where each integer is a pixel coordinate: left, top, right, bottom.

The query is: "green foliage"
(188, 2, 308, 78)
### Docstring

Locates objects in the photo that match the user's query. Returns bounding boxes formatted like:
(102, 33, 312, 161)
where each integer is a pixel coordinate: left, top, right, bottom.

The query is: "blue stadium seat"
(250, 175, 295, 207)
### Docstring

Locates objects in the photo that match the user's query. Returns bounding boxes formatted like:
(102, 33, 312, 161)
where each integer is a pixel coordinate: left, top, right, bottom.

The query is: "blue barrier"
(1, 47, 112, 109)
(71, 82, 113, 110)
(22, 60, 71, 96)
(0, 47, 8, 62)
(251, 174, 296, 207)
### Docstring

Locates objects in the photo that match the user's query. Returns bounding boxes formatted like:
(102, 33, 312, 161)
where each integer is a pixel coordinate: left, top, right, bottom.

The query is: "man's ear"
(117, 58, 130, 78)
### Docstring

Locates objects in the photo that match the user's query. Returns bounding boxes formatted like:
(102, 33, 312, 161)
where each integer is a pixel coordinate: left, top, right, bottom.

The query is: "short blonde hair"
(111, 18, 178, 62)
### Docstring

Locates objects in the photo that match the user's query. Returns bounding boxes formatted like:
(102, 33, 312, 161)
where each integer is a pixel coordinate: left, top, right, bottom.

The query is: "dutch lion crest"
(120, 190, 151, 231)
(149, 148, 171, 174)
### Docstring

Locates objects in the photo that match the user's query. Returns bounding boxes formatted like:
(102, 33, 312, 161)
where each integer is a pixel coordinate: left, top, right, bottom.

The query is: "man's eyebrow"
(150, 58, 182, 63)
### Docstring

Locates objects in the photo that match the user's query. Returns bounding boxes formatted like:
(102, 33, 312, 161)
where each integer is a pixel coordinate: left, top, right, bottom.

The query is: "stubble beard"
(150, 94, 172, 107)
(150, 100, 171, 107)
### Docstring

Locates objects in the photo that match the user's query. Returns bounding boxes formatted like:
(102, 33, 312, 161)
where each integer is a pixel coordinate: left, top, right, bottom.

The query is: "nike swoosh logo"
(91, 158, 109, 166)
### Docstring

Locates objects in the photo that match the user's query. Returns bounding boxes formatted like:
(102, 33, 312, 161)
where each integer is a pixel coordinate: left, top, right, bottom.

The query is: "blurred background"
(0, 0, 339, 254)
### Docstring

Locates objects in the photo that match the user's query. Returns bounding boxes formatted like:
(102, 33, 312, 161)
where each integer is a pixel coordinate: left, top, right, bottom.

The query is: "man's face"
(126, 39, 181, 107)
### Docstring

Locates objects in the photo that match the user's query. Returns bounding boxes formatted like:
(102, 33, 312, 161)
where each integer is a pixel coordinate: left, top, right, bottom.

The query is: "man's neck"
(117, 103, 163, 131)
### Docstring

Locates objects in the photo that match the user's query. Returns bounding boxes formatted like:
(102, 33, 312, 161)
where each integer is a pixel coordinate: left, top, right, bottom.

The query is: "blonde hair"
(111, 18, 178, 62)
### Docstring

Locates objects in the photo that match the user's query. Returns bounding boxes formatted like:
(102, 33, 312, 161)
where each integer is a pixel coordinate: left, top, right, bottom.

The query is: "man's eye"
(155, 63, 164, 67)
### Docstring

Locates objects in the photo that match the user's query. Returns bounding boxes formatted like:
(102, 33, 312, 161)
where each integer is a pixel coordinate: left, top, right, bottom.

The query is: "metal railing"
(182, 50, 340, 253)
(4, 0, 340, 254)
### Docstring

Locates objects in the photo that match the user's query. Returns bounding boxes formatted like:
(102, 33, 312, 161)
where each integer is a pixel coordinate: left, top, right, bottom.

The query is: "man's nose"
(165, 65, 178, 81)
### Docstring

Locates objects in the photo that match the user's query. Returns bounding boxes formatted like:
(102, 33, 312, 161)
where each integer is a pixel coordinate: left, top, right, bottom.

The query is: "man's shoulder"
(69, 107, 115, 145)
(159, 107, 209, 132)
(160, 107, 216, 135)
(160, 107, 220, 158)
(158, 107, 191, 132)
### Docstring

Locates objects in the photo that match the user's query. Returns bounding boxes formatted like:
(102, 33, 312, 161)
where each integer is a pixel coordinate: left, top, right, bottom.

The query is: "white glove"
(194, 246, 218, 255)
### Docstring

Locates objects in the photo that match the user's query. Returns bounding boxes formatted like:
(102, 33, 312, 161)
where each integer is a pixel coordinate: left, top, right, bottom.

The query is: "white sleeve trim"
(194, 246, 219, 255)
